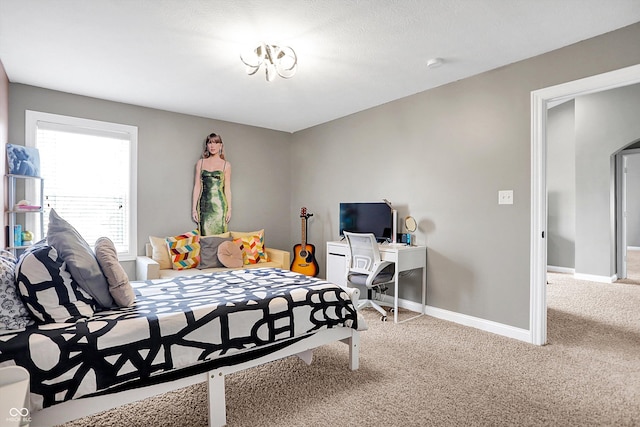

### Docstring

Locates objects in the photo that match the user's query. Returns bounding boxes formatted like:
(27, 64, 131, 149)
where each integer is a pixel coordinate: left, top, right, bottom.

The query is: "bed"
(0, 267, 363, 427)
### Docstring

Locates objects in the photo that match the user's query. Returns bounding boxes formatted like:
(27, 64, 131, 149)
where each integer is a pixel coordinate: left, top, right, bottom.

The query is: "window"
(26, 111, 138, 260)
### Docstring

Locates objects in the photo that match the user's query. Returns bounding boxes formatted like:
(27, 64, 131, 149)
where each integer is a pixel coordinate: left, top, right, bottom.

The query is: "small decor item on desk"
(404, 216, 417, 246)
(14, 199, 41, 211)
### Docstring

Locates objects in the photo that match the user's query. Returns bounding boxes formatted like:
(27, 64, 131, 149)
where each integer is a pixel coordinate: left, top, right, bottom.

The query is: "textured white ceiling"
(1, 0, 639, 133)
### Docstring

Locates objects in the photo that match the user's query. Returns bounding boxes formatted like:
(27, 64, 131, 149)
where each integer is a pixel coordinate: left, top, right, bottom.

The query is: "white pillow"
(149, 235, 172, 269)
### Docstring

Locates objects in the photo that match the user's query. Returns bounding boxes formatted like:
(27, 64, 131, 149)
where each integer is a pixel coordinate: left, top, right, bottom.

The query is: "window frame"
(25, 110, 138, 261)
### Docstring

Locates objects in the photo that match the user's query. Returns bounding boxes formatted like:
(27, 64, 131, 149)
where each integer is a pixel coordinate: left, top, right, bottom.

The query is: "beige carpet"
(619, 248, 640, 284)
(59, 275, 640, 427)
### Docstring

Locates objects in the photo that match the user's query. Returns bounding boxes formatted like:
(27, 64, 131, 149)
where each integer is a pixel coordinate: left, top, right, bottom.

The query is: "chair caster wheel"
(381, 316, 387, 322)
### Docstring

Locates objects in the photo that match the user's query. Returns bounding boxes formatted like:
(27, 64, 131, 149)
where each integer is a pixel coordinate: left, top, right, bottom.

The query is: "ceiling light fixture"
(426, 57, 444, 69)
(240, 43, 298, 82)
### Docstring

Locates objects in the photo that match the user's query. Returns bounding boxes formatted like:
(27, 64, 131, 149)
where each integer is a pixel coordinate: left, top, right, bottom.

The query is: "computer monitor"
(339, 202, 393, 242)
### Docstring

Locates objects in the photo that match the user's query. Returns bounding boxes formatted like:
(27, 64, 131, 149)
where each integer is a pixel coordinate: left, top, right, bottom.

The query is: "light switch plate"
(498, 190, 513, 205)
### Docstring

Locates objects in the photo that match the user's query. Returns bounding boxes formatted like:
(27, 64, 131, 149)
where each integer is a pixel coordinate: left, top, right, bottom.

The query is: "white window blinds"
(26, 111, 138, 259)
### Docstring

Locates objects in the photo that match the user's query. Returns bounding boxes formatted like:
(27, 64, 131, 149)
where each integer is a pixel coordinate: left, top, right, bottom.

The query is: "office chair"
(344, 231, 396, 321)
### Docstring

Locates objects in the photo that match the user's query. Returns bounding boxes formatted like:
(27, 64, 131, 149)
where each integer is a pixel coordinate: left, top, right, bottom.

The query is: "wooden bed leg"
(296, 349, 314, 365)
(208, 369, 227, 427)
(347, 331, 359, 371)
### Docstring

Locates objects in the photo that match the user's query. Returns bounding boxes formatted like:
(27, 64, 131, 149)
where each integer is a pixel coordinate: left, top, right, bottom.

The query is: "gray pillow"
(197, 236, 231, 269)
(47, 209, 114, 308)
(94, 237, 135, 307)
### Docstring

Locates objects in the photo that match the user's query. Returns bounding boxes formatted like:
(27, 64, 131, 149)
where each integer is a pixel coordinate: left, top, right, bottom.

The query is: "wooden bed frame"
(29, 293, 361, 427)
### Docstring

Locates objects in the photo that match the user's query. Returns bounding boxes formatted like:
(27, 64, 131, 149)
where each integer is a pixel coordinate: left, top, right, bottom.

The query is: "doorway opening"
(530, 64, 640, 345)
(617, 148, 640, 283)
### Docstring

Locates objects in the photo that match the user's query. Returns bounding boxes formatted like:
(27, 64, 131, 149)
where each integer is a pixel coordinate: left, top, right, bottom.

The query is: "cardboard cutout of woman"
(192, 133, 232, 235)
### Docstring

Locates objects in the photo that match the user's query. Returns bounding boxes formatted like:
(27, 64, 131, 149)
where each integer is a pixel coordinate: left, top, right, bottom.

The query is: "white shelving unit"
(6, 174, 44, 255)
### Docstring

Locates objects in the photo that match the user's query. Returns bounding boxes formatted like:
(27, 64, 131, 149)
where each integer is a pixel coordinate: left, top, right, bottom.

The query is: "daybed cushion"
(16, 243, 95, 323)
(197, 236, 231, 269)
(166, 230, 201, 270)
(0, 250, 32, 330)
(217, 240, 244, 268)
(94, 237, 135, 307)
(47, 209, 114, 308)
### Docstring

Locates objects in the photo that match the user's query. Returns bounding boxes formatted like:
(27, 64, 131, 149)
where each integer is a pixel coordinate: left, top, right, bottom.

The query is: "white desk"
(326, 241, 427, 323)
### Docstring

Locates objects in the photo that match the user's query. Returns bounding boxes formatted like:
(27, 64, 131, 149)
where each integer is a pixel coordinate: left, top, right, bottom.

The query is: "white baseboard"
(547, 265, 575, 274)
(547, 266, 617, 283)
(628, 246, 640, 251)
(379, 295, 531, 344)
(573, 272, 617, 283)
(547, 267, 619, 284)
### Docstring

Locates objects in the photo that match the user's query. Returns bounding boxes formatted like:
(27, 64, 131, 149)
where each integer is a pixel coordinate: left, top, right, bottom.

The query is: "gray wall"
(8, 85, 293, 278)
(547, 100, 576, 269)
(575, 85, 640, 277)
(291, 23, 640, 329)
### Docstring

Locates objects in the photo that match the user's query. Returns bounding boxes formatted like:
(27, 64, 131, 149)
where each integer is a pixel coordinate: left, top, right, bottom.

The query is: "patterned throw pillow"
(16, 244, 95, 323)
(0, 250, 33, 330)
(233, 234, 269, 265)
(166, 230, 201, 270)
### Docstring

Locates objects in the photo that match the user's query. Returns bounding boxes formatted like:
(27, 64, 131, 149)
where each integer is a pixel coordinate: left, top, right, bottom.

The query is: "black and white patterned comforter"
(0, 268, 358, 411)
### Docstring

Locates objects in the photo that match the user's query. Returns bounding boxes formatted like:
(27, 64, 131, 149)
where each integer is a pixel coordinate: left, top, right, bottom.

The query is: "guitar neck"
(300, 216, 307, 247)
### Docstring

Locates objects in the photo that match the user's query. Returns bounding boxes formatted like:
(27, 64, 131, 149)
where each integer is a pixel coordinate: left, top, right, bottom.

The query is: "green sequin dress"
(198, 163, 228, 236)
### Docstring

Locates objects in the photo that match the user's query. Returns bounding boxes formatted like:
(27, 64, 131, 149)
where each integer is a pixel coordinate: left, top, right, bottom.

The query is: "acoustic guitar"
(291, 207, 319, 277)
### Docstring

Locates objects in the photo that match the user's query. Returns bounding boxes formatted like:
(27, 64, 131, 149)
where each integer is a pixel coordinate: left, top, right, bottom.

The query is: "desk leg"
(396, 266, 427, 324)
(422, 267, 426, 315)
(394, 273, 399, 323)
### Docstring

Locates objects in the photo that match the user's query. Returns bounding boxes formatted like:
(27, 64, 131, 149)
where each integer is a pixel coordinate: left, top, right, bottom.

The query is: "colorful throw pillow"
(217, 240, 244, 268)
(0, 250, 33, 330)
(47, 209, 114, 308)
(94, 237, 135, 307)
(16, 244, 95, 323)
(233, 233, 269, 265)
(198, 236, 231, 269)
(166, 230, 201, 270)
(230, 229, 264, 240)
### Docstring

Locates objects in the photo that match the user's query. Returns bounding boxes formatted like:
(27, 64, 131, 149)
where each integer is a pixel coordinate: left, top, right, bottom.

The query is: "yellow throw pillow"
(230, 229, 264, 240)
(166, 230, 201, 270)
(233, 233, 268, 265)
